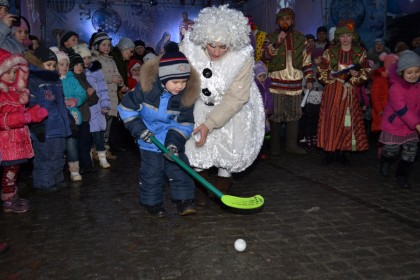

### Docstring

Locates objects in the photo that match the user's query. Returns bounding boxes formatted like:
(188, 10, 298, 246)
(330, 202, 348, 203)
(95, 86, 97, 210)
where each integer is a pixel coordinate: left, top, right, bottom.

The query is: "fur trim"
(139, 55, 161, 93)
(89, 60, 102, 72)
(24, 51, 45, 69)
(139, 54, 200, 108)
(182, 67, 200, 108)
(0, 50, 29, 92)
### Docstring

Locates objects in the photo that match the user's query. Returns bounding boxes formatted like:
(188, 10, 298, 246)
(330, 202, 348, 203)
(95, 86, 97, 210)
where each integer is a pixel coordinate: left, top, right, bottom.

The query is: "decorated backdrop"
(44, 1, 202, 49)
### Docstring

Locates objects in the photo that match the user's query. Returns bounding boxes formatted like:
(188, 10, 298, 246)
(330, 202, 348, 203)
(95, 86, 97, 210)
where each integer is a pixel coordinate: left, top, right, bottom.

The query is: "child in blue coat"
(118, 45, 200, 217)
(25, 47, 72, 192)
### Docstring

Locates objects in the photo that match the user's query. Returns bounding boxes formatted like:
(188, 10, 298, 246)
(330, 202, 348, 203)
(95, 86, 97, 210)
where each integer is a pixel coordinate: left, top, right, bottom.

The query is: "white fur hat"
(73, 43, 91, 58)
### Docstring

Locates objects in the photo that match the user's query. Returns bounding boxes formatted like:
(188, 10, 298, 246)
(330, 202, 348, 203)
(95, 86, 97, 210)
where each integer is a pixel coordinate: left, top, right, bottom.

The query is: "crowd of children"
(0, 0, 419, 226)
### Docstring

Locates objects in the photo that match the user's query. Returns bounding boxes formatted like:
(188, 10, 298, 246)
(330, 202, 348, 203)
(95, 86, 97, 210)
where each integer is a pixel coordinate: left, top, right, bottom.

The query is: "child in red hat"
(0, 49, 48, 213)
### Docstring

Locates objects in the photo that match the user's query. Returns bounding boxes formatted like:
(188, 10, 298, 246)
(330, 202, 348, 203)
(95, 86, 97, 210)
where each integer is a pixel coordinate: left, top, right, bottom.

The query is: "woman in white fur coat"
(180, 5, 265, 201)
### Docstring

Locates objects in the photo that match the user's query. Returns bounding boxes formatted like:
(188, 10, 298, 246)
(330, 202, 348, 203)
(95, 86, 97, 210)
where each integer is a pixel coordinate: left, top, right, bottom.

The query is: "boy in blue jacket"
(25, 47, 72, 192)
(118, 45, 200, 217)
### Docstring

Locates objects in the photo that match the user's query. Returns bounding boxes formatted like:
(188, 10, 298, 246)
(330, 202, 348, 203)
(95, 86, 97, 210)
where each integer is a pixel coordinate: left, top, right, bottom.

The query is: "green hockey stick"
(150, 136, 264, 209)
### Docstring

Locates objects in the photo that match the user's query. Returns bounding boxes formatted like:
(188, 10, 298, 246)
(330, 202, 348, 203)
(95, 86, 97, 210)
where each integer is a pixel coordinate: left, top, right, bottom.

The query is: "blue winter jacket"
(62, 71, 87, 125)
(27, 62, 72, 139)
(117, 57, 200, 153)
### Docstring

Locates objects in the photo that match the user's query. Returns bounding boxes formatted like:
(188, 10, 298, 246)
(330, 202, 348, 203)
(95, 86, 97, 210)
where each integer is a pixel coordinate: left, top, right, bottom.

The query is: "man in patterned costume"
(262, 8, 313, 155)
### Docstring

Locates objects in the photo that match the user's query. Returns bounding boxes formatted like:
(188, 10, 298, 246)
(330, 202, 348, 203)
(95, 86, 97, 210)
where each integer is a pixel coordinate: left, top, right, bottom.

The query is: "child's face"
(31, 39, 40, 50)
(83, 56, 92, 68)
(1, 67, 18, 84)
(63, 35, 79, 49)
(314, 56, 322, 65)
(165, 78, 188, 95)
(131, 66, 140, 77)
(98, 40, 112, 55)
(402, 66, 420, 83)
(257, 73, 267, 83)
(73, 63, 84, 74)
(57, 59, 69, 76)
(43, 61, 57, 71)
(14, 28, 29, 44)
(307, 39, 315, 49)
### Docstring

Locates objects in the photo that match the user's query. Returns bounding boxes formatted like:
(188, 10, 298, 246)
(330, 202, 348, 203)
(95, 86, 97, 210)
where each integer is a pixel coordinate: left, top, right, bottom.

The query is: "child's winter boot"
(97, 151, 111, 168)
(68, 161, 82, 181)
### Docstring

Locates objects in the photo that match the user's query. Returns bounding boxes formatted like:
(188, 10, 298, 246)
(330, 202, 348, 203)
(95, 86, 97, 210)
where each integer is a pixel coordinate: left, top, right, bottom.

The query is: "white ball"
(234, 239, 246, 252)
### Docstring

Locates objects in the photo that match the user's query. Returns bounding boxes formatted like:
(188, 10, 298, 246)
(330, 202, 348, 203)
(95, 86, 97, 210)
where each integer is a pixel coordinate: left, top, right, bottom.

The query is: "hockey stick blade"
(150, 136, 265, 209)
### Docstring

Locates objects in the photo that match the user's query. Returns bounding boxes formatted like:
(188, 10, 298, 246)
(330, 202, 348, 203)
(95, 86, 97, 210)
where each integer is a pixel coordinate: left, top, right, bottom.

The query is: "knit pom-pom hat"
(50, 47, 69, 63)
(34, 47, 58, 63)
(68, 52, 84, 70)
(158, 43, 190, 85)
(116, 38, 135, 51)
(396, 50, 420, 74)
(379, 52, 398, 74)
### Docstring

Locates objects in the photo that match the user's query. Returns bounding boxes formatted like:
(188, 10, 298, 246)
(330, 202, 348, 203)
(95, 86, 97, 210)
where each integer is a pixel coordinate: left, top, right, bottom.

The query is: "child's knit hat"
(34, 47, 58, 63)
(158, 43, 190, 85)
(68, 52, 84, 70)
(116, 38, 135, 51)
(50, 47, 69, 62)
(396, 50, 420, 74)
(253, 61, 267, 78)
(91, 32, 111, 50)
(0, 0, 9, 8)
(379, 52, 398, 73)
(311, 47, 324, 60)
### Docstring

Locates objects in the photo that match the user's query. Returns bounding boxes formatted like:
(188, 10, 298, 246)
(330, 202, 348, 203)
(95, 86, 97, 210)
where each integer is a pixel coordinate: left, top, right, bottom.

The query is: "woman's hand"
(2, 14, 16, 27)
(193, 124, 209, 146)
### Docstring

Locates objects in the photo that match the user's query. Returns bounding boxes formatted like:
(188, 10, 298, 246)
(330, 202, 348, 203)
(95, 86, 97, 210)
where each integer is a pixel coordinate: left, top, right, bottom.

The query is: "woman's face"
(206, 42, 229, 61)
(121, 48, 134, 60)
(402, 66, 420, 83)
(339, 33, 353, 47)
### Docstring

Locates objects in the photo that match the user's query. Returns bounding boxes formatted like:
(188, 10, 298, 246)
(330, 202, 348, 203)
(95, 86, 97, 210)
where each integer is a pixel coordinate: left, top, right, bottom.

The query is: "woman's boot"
(214, 176, 233, 194)
(285, 121, 306, 155)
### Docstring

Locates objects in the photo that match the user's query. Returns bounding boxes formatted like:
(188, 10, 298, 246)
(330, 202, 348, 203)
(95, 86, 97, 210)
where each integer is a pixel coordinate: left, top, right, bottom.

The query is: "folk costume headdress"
(335, 19, 356, 36)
